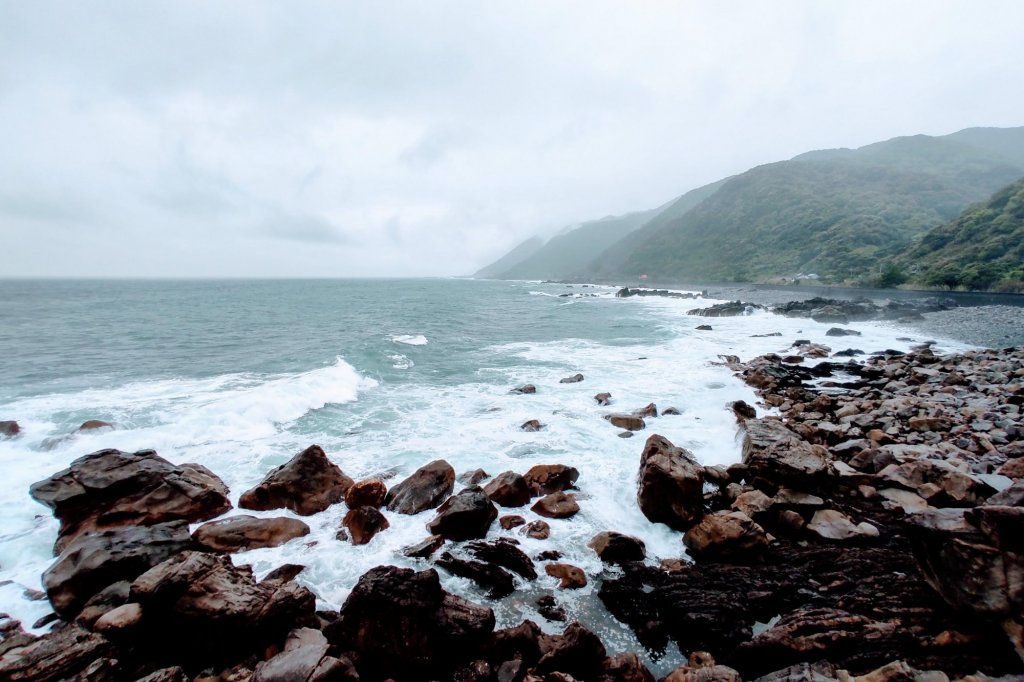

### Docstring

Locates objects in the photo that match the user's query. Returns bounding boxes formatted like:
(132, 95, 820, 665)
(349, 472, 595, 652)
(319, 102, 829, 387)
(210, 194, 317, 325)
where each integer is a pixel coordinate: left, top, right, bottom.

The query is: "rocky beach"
(1, 290, 1022, 682)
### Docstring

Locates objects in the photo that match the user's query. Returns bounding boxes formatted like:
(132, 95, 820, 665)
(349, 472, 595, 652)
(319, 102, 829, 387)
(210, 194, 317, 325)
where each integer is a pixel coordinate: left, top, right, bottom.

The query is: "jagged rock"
(345, 479, 388, 508)
(252, 627, 357, 682)
(385, 459, 456, 514)
(607, 414, 646, 431)
(192, 515, 310, 553)
(512, 384, 537, 394)
(134, 667, 189, 682)
(523, 520, 551, 540)
(325, 565, 494, 680)
(0, 420, 20, 438)
(264, 564, 305, 583)
(30, 448, 231, 552)
(427, 488, 498, 540)
(459, 469, 490, 486)
(483, 471, 532, 507)
(689, 301, 751, 317)
(42, 520, 192, 618)
(998, 459, 1024, 479)
(531, 492, 579, 519)
(663, 651, 741, 682)
(731, 400, 757, 420)
(535, 622, 606, 678)
(742, 419, 832, 487)
(535, 595, 566, 622)
(342, 506, 390, 545)
(436, 551, 516, 599)
(588, 531, 646, 564)
(523, 464, 580, 496)
(662, 407, 682, 416)
(600, 652, 655, 682)
(826, 327, 862, 337)
(637, 435, 704, 531)
(0, 623, 113, 682)
(595, 393, 612, 406)
(683, 511, 769, 562)
(634, 403, 658, 418)
(697, 324, 713, 331)
(467, 538, 537, 580)
(521, 420, 544, 432)
(877, 459, 995, 506)
(545, 564, 587, 589)
(239, 445, 352, 516)
(403, 535, 445, 558)
(732, 490, 773, 517)
(806, 509, 879, 541)
(560, 373, 585, 384)
(500, 515, 526, 530)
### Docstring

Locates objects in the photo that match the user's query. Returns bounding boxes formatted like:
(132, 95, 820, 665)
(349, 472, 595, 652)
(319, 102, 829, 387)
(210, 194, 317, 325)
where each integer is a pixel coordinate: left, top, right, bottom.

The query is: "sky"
(1, 1, 1023, 278)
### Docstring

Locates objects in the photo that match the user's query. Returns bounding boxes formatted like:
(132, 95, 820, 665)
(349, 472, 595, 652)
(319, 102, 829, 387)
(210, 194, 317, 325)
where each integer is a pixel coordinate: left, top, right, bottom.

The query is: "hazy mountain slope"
(473, 236, 545, 278)
(593, 128, 1024, 283)
(899, 177, 1024, 290)
(494, 208, 659, 280)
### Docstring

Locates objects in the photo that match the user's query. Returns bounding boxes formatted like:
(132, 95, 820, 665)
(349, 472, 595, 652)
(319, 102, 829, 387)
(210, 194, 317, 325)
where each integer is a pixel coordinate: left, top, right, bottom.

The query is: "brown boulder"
(251, 627, 358, 682)
(342, 506, 391, 545)
(806, 509, 879, 541)
(42, 520, 192, 618)
(239, 445, 352, 516)
(601, 652, 656, 682)
(521, 419, 544, 432)
(531, 492, 579, 519)
(30, 448, 231, 553)
(607, 414, 646, 431)
(511, 384, 537, 394)
(741, 419, 831, 487)
(523, 464, 580, 496)
(385, 459, 456, 514)
(560, 373, 585, 384)
(545, 563, 587, 589)
(0, 420, 20, 437)
(731, 400, 756, 420)
(402, 535, 445, 558)
(998, 459, 1024, 479)
(588, 531, 646, 564)
(0, 623, 113, 682)
(345, 479, 387, 508)
(594, 392, 612, 406)
(459, 468, 490, 485)
(77, 419, 114, 432)
(535, 621, 606, 678)
(426, 488, 498, 540)
(683, 511, 769, 562)
(637, 434, 704, 531)
(523, 520, 551, 539)
(500, 514, 526, 529)
(192, 515, 310, 553)
(633, 403, 658, 418)
(483, 471, 532, 507)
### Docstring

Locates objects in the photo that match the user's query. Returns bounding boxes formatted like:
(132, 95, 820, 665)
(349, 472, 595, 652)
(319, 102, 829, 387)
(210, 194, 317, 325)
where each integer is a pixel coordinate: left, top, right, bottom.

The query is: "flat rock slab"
(192, 515, 310, 553)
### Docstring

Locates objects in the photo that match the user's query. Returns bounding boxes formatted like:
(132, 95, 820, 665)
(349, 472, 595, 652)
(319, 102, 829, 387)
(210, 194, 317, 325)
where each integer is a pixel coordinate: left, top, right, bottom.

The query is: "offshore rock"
(342, 506, 390, 545)
(344, 478, 388, 508)
(588, 531, 646, 564)
(385, 459, 456, 514)
(239, 445, 353, 516)
(607, 414, 646, 431)
(427, 487, 498, 540)
(483, 471, 533, 507)
(192, 515, 310, 553)
(30, 448, 231, 552)
(560, 373, 585, 384)
(531, 492, 580, 519)
(523, 464, 580, 496)
(467, 538, 538, 580)
(545, 563, 588, 589)
(436, 551, 516, 599)
(0, 420, 20, 438)
(637, 434, 705, 531)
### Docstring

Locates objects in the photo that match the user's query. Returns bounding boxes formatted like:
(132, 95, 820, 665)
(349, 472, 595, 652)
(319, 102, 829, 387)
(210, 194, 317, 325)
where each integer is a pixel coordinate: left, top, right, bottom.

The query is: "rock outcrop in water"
(384, 458, 455, 514)
(239, 444, 353, 516)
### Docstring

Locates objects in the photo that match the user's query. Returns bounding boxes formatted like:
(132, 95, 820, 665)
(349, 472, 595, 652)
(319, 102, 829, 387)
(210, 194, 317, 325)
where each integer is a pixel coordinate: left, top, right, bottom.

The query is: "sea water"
(0, 278, 972, 673)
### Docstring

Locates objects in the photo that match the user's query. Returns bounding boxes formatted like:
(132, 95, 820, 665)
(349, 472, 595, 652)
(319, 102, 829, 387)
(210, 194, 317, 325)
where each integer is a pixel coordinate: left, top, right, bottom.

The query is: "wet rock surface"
(192, 515, 310, 553)
(384, 458, 456, 514)
(239, 444, 353, 516)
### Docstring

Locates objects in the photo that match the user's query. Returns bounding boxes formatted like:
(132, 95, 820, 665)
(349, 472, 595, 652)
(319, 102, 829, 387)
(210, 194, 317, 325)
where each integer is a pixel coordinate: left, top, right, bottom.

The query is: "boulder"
(662, 406, 682, 416)
(134, 667, 189, 682)
(741, 419, 831, 487)
(588, 531, 646, 563)
(689, 301, 750, 317)
(633, 403, 658, 418)
(560, 373, 585, 384)
(42, 520, 192, 618)
(0, 420, 20, 438)
(342, 506, 390, 545)
(239, 445, 352, 516)
(75, 580, 131, 629)
(466, 538, 537, 580)
(403, 535, 445, 559)
(78, 419, 114, 432)
(600, 652, 656, 682)
(93, 602, 143, 634)
(534, 622, 606, 679)
(0, 623, 113, 682)
(511, 384, 537, 394)
(637, 435, 704, 531)
(426, 488, 498, 540)
(483, 471, 532, 507)
(192, 515, 310, 553)
(536, 595, 567, 622)
(683, 511, 769, 562)
(30, 448, 231, 553)
(344, 479, 387, 508)
(325, 565, 494, 680)
(545, 563, 587, 589)
(523, 464, 580, 496)
(825, 327, 862, 337)
(731, 400, 756, 420)
(521, 419, 544, 432)
(807, 509, 879, 541)
(594, 392, 612, 406)
(663, 651, 741, 682)
(499, 514, 526, 530)
(250, 627, 357, 682)
(385, 459, 456, 514)
(523, 520, 551, 540)
(696, 324, 713, 331)
(607, 414, 646, 431)
(459, 468, 490, 485)
(531, 492, 580, 519)
(436, 551, 516, 599)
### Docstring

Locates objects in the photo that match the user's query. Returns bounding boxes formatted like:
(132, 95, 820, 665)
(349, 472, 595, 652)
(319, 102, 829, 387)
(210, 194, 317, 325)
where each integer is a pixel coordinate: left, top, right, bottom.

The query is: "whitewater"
(0, 278, 971, 674)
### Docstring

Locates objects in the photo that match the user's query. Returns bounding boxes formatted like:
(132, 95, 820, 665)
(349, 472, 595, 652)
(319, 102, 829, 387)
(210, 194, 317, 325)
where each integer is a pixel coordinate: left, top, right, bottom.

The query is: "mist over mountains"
(476, 126, 1024, 290)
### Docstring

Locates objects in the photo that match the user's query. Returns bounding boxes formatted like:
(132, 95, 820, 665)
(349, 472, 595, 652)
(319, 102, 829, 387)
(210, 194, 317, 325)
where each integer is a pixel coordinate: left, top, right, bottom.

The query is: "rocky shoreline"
(1, 311, 1023, 680)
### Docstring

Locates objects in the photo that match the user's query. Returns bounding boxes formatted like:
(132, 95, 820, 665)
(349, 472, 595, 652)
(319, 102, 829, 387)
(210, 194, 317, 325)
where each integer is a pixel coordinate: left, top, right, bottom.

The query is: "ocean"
(0, 278, 975, 673)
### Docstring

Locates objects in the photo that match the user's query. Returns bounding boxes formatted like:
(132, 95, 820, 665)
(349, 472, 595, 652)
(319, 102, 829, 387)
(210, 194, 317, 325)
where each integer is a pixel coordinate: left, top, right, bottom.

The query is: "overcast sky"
(2, 1, 1023, 278)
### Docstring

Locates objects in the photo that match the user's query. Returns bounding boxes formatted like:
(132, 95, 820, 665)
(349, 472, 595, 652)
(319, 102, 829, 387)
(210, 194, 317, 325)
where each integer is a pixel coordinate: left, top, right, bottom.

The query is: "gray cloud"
(1, 1, 1022, 277)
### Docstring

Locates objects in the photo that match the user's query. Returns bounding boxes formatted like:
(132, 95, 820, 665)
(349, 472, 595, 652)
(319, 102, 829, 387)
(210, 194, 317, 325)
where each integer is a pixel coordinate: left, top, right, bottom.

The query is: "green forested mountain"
(589, 129, 1024, 283)
(898, 177, 1024, 291)
(473, 236, 545, 278)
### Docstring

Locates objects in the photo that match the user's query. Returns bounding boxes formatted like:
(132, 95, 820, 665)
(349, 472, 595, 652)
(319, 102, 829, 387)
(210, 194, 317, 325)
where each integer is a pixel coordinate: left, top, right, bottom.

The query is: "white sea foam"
(388, 354, 414, 369)
(391, 334, 428, 346)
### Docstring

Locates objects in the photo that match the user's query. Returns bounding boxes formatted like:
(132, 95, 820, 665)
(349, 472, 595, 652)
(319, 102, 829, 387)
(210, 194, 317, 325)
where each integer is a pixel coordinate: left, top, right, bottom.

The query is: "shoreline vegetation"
(1, 296, 1023, 681)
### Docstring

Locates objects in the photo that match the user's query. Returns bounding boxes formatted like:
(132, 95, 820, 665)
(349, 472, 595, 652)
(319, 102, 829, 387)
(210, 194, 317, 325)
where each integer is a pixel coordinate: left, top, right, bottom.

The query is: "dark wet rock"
(342, 506, 390, 545)
(751, 660, 838, 682)
(595, 392, 612, 406)
(535, 595, 566, 622)
(683, 511, 770, 562)
(637, 434, 704, 531)
(619, 431, 635, 439)
(696, 324, 713, 331)
(325, 565, 494, 681)
(523, 464, 580, 496)
(806, 509, 879, 541)
(467, 538, 537, 580)
(133, 667, 189, 682)
(31, 613, 60, 629)
(689, 301, 753, 317)
(75, 580, 130, 629)
(523, 520, 550, 540)
(239, 445, 353, 516)
(741, 419, 831, 487)
(826, 327, 862, 337)
(545, 564, 587, 589)
(663, 652, 740, 682)
(607, 414, 646, 431)
(30, 448, 231, 553)
(385, 459, 456, 514)
(601, 652, 656, 682)
(662, 407, 682, 416)
(0, 420, 20, 438)
(560, 373, 585, 384)
(403, 535, 445, 559)
(832, 348, 865, 357)
(484, 471, 533, 507)
(500, 514, 526, 529)
(531, 492, 579, 519)
(512, 384, 537, 394)
(263, 563, 305, 583)
(634, 403, 658, 418)
(521, 419, 545, 432)
(192, 515, 310, 553)
(731, 400, 756, 420)
(251, 627, 358, 682)
(345, 478, 388, 508)
(427, 488, 498, 540)
(537, 549, 562, 561)
(535, 621, 606, 678)
(0, 623, 113, 682)
(589, 531, 646, 564)
(42, 520, 192, 619)
(436, 551, 516, 599)
(459, 468, 490, 486)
